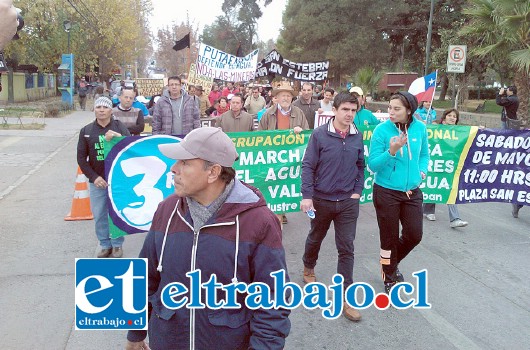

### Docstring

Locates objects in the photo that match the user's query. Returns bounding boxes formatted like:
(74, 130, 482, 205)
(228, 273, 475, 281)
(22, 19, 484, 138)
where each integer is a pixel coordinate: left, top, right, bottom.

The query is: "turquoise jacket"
(368, 118, 429, 192)
(413, 107, 437, 124)
(354, 106, 381, 127)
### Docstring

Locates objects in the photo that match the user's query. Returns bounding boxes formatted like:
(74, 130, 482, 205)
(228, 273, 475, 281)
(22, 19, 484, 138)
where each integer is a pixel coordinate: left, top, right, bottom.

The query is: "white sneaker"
(450, 219, 468, 228)
(425, 214, 436, 221)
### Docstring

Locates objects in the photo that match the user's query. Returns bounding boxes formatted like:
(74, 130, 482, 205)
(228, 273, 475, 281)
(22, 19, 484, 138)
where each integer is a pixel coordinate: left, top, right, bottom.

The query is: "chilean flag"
(408, 71, 437, 103)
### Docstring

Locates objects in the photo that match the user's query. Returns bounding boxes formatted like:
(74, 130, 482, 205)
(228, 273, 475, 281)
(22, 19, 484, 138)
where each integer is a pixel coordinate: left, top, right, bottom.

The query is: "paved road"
(0, 111, 529, 349)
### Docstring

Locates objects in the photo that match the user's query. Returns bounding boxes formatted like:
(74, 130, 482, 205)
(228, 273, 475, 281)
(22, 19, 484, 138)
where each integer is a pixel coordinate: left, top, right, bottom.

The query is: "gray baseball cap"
(159, 127, 238, 167)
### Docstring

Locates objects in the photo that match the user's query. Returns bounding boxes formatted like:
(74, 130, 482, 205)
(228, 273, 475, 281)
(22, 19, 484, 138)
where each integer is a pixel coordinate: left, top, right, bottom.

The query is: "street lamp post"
(63, 20, 71, 54)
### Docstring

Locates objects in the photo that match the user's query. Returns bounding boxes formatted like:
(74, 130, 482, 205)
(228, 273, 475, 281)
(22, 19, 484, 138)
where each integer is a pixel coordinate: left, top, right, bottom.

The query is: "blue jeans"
(89, 183, 124, 249)
(423, 203, 461, 222)
(303, 197, 359, 288)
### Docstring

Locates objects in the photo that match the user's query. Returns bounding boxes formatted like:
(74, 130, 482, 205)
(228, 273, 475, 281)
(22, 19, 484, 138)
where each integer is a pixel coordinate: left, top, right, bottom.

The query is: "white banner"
(188, 63, 214, 94)
(196, 43, 259, 82)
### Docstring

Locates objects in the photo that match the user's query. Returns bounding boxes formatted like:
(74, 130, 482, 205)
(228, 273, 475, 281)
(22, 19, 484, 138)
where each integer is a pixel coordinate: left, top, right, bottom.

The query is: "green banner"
(229, 130, 310, 213)
(103, 125, 530, 237)
(228, 126, 475, 212)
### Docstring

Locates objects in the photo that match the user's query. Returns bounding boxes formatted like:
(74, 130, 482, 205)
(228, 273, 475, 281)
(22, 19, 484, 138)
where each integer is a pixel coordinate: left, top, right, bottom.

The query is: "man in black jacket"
(496, 85, 519, 129)
(77, 96, 131, 258)
(300, 92, 365, 322)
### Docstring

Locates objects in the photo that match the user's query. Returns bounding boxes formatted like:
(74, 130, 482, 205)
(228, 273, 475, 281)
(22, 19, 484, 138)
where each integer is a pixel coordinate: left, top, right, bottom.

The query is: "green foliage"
(201, 12, 244, 54)
(354, 67, 383, 96)
(200, 0, 272, 55)
(200, 0, 276, 61)
(466, 88, 499, 100)
(461, 0, 530, 122)
(376, 0, 468, 73)
(278, 0, 390, 83)
(433, 99, 502, 114)
(4, 0, 153, 79)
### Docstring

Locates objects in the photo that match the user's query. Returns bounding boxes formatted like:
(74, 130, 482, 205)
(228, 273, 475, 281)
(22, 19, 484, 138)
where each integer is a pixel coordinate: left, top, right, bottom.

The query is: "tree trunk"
(515, 69, 529, 127)
(438, 73, 449, 101)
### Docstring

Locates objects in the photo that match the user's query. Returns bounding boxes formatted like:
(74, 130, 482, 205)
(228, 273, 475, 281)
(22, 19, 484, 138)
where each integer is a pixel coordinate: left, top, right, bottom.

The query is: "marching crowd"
(67, 71, 521, 349)
(1, 6, 524, 349)
(72, 75, 527, 348)
(73, 76, 480, 348)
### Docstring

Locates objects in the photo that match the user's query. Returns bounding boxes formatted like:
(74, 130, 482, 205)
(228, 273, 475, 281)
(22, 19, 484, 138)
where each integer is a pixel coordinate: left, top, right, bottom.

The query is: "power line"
(74, 0, 100, 26)
(65, 0, 97, 28)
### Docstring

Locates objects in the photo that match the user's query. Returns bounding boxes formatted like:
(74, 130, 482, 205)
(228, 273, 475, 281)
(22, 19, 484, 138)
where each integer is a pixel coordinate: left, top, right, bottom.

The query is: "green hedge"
(467, 88, 498, 100)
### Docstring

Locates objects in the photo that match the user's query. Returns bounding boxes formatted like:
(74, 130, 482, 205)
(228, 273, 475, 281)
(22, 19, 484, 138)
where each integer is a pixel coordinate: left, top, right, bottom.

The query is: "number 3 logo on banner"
(107, 135, 181, 233)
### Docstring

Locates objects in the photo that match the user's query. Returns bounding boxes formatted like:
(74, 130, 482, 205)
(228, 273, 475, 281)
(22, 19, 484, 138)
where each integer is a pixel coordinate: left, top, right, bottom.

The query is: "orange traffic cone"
(65, 166, 94, 221)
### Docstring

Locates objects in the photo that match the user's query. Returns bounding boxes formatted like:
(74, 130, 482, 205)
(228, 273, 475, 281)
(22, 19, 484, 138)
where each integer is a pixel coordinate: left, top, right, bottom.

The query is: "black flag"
(172, 33, 190, 52)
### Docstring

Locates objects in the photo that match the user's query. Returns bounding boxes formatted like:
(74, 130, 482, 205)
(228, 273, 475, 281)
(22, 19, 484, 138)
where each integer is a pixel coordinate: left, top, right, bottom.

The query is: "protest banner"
(230, 130, 308, 213)
(196, 43, 259, 82)
(104, 135, 182, 238)
(452, 129, 530, 204)
(104, 127, 530, 236)
(187, 63, 214, 94)
(135, 78, 165, 97)
(255, 49, 329, 82)
(314, 112, 334, 128)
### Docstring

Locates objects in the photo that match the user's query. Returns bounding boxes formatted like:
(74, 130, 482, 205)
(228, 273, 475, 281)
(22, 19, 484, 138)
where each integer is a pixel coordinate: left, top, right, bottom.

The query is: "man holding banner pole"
(259, 83, 309, 226)
(77, 97, 131, 258)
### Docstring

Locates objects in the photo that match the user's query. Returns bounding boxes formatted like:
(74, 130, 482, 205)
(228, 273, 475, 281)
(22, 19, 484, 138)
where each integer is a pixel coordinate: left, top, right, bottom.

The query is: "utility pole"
(424, 0, 435, 75)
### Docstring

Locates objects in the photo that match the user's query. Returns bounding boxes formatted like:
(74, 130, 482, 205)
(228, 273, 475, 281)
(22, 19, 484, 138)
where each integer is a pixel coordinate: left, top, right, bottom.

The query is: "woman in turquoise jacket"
(413, 100, 437, 124)
(368, 91, 430, 294)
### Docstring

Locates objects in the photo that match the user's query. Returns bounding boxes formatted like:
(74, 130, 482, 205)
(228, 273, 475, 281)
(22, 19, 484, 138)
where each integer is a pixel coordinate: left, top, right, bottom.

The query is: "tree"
(460, 0, 530, 124)
(4, 0, 153, 80)
(255, 39, 276, 61)
(277, 0, 389, 86)
(221, 0, 273, 52)
(375, 0, 467, 73)
(201, 12, 243, 54)
(154, 18, 199, 78)
(354, 67, 383, 97)
(201, 0, 272, 56)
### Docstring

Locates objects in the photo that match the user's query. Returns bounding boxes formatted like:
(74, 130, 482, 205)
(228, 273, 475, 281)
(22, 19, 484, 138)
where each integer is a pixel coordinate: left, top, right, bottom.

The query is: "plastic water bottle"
(307, 209, 315, 219)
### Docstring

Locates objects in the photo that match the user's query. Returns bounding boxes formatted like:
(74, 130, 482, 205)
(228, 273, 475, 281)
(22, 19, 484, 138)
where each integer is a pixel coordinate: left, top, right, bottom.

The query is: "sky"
(149, 0, 288, 43)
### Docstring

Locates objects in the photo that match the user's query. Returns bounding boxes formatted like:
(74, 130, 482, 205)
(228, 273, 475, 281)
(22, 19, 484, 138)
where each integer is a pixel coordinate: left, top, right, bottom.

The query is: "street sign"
(447, 45, 467, 73)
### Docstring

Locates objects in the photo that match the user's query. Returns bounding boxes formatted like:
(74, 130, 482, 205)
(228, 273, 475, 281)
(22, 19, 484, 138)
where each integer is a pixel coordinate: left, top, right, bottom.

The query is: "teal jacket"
(354, 106, 380, 127)
(368, 119, 429, 192)
(413, 107, 437, 124)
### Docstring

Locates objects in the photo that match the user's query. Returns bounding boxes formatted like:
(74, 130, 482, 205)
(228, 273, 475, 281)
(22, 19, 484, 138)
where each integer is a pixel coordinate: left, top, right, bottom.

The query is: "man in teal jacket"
(349, 86, 380, 127)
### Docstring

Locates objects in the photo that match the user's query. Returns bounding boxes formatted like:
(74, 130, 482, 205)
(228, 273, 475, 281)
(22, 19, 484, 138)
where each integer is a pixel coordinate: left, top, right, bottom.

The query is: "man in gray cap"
(77, 96, 131, 258)
(126, 127, 291, 350)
